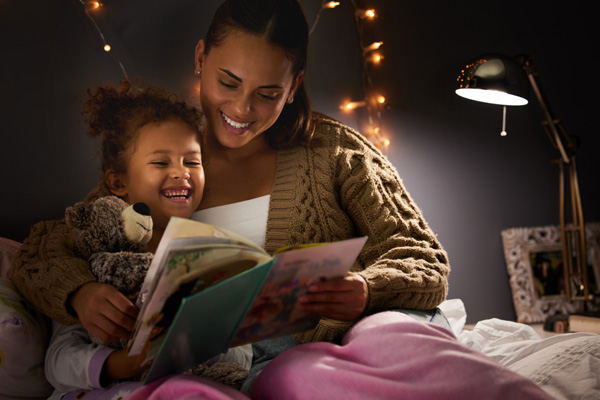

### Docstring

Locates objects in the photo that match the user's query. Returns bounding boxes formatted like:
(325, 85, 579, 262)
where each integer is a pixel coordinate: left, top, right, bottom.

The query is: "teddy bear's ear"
(65, 201, 90, 229)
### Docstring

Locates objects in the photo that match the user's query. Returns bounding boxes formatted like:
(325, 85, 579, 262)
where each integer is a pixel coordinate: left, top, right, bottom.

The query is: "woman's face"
(196, 29, 302, 150)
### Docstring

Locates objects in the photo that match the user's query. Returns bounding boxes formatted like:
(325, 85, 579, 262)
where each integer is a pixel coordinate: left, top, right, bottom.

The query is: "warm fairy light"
(340, 100, 367, 111)
(103, 44, 111, 52)
(86, 1, 102, 9)
(367, 52, 384, 64)
(356, 8, 376, 19)
(322, 1, 340, 9)
(375, 95, 386, 104)
(363, 41, 383, 54)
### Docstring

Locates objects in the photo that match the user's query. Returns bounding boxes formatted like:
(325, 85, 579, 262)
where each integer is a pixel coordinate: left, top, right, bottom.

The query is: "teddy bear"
(65, 195, 154, 348)
(65, 195, 249, 389)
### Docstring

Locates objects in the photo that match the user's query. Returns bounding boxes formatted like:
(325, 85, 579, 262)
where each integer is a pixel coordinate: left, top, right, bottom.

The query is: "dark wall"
(1, 0, 598, 323)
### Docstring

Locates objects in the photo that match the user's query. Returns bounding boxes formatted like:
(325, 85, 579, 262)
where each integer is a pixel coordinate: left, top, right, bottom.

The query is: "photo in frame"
(501, 222, 600, 323)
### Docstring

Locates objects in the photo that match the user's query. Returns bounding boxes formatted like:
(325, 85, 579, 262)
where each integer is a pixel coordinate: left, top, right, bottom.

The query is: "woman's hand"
(70, 282, 139, 342)
(298, 272, 369, 321)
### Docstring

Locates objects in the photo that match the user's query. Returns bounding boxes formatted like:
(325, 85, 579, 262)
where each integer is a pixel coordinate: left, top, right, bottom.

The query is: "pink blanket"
(124, 375, 250, 400)
(251, 312, 553, 400)
(125, 312, 553, 400)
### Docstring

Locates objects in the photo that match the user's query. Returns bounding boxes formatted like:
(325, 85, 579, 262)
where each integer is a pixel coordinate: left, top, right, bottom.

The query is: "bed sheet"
(440, 299, 600, 400)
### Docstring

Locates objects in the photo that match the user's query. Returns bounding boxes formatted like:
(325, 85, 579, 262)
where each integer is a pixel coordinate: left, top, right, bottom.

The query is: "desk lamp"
(455, 53, 590, 303)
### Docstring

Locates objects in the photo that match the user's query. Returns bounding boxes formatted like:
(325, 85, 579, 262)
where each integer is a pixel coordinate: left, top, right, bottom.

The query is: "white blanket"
(441, 299, 600, 400)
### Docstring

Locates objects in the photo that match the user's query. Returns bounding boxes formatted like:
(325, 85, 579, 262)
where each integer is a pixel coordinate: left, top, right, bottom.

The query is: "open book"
(127, 217, 367, 383)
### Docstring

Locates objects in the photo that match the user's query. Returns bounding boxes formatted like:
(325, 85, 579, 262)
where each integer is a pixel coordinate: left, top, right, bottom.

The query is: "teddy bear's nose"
(133, 202, 151, 216)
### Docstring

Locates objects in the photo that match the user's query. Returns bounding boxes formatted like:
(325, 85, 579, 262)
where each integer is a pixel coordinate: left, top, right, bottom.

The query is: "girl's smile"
(112, 118, 205, 229)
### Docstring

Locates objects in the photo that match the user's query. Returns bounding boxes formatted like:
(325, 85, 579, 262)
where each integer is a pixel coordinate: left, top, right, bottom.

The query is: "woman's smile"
(221, 111, 252, 133)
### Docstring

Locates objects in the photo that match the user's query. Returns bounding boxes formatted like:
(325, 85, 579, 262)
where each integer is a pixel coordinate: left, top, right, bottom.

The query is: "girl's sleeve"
(45, 321, 115, 394)
(10, 219, 96, 325)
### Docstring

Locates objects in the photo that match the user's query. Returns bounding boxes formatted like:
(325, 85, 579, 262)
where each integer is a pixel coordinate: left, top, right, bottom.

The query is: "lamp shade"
(456, 53, 529, 106)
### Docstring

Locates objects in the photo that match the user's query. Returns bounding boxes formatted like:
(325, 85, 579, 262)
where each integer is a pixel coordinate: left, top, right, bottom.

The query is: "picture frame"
(501, 222, 600, 323)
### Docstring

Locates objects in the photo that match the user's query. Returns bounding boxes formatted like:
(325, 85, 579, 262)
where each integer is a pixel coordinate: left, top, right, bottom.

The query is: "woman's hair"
(204, 0, 314, 149)
(83, 80, 203, 175)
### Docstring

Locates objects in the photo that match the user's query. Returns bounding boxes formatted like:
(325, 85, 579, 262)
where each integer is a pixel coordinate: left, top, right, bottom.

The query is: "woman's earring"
(195, 69, 201, 77)
(287, 96, 294, 104)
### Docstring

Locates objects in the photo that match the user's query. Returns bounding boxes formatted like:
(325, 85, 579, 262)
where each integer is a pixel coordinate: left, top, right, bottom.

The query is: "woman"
(191, 0, 450, 347)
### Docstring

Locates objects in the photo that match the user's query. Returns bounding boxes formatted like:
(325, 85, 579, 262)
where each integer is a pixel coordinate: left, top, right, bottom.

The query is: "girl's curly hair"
(83, 80, 203, 175)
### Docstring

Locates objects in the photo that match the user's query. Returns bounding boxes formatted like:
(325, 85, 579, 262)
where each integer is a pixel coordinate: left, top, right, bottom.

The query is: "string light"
(348, 1, 388, 152)
(366, 52, 384, 65)
(322, 1, 340, 9)
(340, 100, 367, 111)
(362, 41, 383, 55)
(85, 1, 102, 9)
(78, 0, 128, 78)
(309, 1, 341, 36)
(311, 2, 388, 151)
(355, 8, 376, 20)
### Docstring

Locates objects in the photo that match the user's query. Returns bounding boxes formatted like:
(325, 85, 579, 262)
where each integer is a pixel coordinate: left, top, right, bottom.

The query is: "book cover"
(126, 217, 367, 383)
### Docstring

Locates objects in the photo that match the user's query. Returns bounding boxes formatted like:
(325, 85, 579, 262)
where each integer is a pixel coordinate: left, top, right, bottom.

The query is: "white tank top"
(191, 195, 270, 249)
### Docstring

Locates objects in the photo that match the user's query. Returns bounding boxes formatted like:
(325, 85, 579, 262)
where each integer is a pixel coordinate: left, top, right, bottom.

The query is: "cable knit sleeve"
(275, 118, 450, 344)
(331, 121, 450, 312)
(10, 219, 96, 325)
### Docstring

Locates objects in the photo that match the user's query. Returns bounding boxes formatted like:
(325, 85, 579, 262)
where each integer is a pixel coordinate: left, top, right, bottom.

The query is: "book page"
(231, 236, 367, 346)
(142, 259, 273, 383)
(128, 217, 270, 355)
(137, 217, 266, 301)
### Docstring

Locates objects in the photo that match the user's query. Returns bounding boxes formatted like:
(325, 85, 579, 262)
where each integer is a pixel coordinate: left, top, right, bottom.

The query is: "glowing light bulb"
(357, 9, 376, 19)
(340, 100, 366, 111)
(103, 44, 111, 52)
(322, 1, 340, 8)
(87, 1, 102, 9)
(376, 95, 386, 104)
(363, 41, 383, 55)
(368, 52, 384, 64)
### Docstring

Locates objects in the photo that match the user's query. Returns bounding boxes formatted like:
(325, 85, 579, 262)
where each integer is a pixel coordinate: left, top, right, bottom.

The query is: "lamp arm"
(519, 56, 571, 164)
(518, 56, 590, 303)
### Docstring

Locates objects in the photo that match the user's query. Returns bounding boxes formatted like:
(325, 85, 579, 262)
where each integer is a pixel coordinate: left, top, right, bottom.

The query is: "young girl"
(42, 81, 249, 399)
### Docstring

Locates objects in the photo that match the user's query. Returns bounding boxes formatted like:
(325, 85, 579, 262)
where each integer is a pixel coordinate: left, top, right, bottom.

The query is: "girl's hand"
(70, 282, 139, 342)
(101, 346, 151, 383)
(297, 272, 369, 321)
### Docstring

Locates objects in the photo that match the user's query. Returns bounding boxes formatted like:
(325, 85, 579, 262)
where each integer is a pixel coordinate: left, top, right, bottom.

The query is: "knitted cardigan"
(11, 117, 450, 343)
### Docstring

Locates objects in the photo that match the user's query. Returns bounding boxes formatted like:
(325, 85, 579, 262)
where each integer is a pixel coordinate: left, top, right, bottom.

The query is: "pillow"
(0, 237, 21, 278)
(0, 237, 54, 398)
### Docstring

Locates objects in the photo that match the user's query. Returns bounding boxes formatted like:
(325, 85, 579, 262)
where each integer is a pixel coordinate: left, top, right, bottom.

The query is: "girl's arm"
(45, 320, 150, 394)
(45, 321, 116, 393)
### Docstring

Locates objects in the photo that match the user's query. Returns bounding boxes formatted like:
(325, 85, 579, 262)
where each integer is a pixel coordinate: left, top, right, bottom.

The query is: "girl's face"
(195, 29, 303, 150)
(111, 118, 204, 229)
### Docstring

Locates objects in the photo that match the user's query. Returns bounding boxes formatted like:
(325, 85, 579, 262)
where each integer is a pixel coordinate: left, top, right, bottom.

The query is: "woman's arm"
(10, 219, 138, 341)
(10, 219, 96, 324)
(288, 120, 450, 343)
(334, 123, 450, 313)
